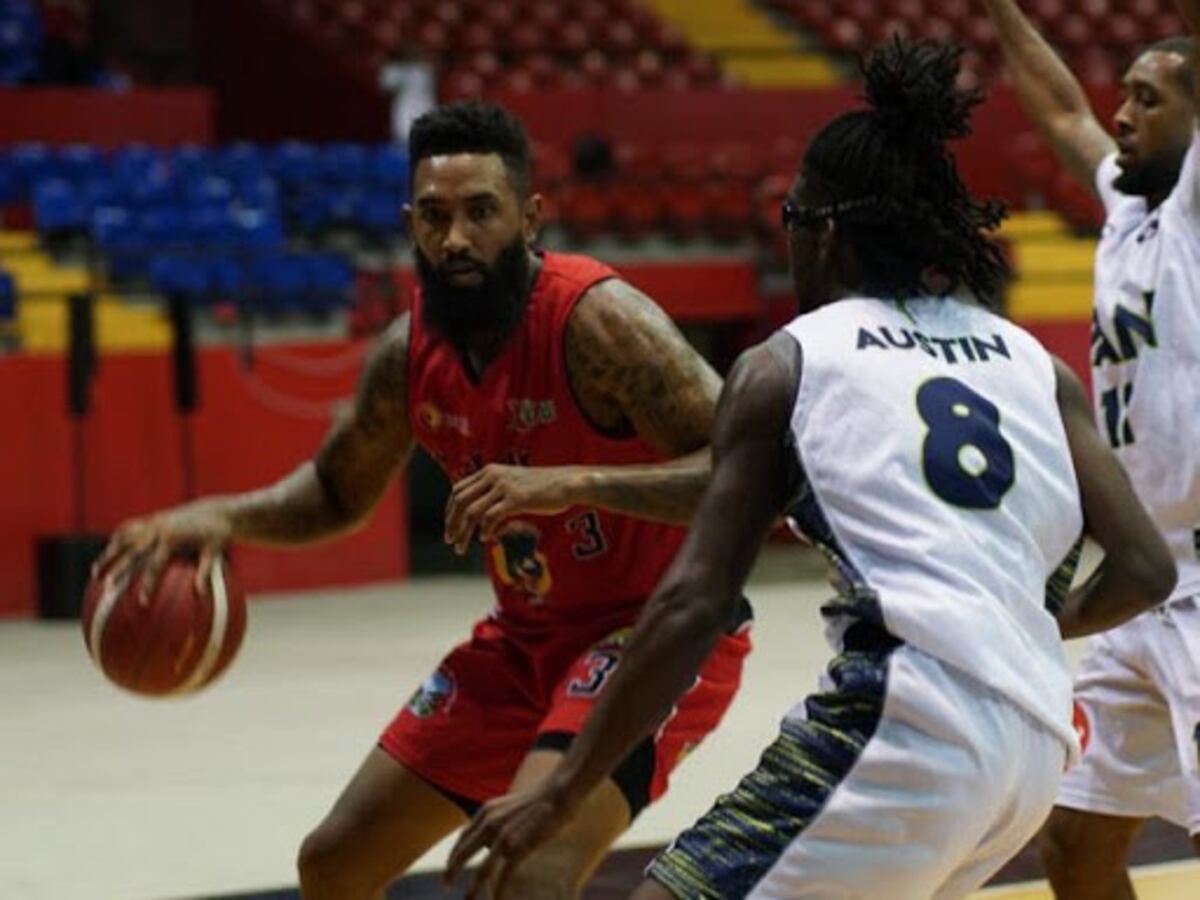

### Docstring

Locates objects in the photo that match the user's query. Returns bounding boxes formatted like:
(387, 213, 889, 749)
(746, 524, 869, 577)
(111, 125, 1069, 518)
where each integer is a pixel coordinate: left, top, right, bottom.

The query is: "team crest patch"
(491, 520, 553, 600)
(407, 667, 456, 719)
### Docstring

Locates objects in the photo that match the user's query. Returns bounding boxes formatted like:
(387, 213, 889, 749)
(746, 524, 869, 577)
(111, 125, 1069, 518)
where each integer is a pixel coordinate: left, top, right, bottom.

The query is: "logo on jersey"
(407, 667, 456, 718)
(507, 398, 557, 433)
(1091, 292, 1157, 368)
(491, 520, 553, 601)
(1072, 700, 1091, 755)
(416, 403, 471, 437)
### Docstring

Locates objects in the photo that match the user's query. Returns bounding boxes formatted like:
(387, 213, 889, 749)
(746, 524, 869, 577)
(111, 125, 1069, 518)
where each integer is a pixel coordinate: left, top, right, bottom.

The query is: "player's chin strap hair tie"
(780, 195, 880, 233)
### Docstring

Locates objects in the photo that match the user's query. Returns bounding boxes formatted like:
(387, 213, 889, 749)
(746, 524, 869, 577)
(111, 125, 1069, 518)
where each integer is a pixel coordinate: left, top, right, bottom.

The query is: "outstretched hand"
(92, 504, 232, 602)
(444, 780, 580, 900)
(444, 464, 582, 554)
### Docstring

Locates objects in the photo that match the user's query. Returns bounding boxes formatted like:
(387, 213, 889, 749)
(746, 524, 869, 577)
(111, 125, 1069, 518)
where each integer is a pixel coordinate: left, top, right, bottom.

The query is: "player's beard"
(1113, 146, 1187, 198)
(415, 237, 532, 349)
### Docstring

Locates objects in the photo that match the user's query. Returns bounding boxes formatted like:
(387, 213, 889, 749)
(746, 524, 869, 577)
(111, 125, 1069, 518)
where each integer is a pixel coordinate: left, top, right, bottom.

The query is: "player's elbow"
(1120, 537, 1177, 613)
(651, 564, 733, 638)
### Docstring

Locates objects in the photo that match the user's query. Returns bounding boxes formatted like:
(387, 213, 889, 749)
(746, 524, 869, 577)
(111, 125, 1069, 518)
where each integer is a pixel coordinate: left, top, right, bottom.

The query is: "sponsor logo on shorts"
(406, 667, 456, 719)
(1073, 700, 1091, 754)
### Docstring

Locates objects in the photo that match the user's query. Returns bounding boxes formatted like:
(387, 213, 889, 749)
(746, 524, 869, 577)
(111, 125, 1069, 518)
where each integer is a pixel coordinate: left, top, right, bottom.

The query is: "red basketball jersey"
(408, 252, 688, 635)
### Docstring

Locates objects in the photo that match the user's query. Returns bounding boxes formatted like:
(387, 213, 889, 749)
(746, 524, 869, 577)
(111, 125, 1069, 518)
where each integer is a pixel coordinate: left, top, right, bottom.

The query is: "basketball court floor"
(4, 551, 1197, 899)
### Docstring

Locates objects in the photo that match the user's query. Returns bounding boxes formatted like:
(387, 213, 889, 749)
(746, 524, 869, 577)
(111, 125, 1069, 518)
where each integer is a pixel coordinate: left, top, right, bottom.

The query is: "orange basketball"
(82, 557, 247, 697)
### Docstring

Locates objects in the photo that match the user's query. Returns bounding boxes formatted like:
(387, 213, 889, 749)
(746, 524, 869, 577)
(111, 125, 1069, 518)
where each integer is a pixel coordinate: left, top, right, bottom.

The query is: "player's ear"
(522, 192, 543, 243)
(403, 204, 414, 235)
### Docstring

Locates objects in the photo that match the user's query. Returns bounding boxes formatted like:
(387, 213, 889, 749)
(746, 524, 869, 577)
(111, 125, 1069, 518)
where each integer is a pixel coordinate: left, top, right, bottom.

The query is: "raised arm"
(443, 278, 722, 550)
(96, 315, 414, 596)
(1052, 358, 1175, 638)
(445, 334, 799, 899)
(984, 0, 1115, 189)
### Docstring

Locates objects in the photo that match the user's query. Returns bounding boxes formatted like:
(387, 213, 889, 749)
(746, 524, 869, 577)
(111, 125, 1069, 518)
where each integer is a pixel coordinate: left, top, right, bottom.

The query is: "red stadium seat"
(610, 184, 664, 238)
(560, 183, 615, 239)
(661, 185, 710, 238)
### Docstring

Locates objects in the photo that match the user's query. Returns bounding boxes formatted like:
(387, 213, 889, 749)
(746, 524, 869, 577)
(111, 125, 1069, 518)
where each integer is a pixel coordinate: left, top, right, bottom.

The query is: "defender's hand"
(444, 465, 582, 554)
(92, 504, 233, 602)
(444, 780, 579, 900)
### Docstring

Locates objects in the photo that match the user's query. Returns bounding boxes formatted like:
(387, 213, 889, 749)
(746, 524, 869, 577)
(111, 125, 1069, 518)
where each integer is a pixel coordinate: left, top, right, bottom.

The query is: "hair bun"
(862, 38, 981, 147)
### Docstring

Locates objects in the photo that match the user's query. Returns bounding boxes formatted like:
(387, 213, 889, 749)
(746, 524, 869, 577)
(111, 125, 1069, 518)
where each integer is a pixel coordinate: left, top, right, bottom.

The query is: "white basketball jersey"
(783, 297, 1083, 753)
(1093, 131, 1200, 600)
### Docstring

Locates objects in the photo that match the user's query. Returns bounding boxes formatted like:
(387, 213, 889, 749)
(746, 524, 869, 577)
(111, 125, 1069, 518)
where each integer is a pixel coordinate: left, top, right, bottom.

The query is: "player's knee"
(1038, 809, 1127, 888)
(505, 856, 582, 900)
(297, 820, 358, 897)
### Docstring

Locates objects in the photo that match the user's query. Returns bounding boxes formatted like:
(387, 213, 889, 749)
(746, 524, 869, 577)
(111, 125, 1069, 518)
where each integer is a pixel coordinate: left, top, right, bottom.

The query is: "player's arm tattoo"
(542, 335, 798, 807)
(221, 315, 414, 545)
(561, 279, 722, 524)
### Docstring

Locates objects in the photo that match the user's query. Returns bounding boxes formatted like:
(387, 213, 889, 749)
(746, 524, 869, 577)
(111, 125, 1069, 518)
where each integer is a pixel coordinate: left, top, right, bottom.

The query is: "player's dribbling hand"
(92, 504, 233, 603)
(444, 780, 579, 900)
(444, 464, 582, 554)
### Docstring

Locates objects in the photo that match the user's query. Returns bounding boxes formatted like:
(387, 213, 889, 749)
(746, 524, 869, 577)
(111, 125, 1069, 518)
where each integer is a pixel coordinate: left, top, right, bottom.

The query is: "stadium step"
(643, 0, 839, 86)
(1, 231, 170, 352)
(1000, 212, 1095, 321)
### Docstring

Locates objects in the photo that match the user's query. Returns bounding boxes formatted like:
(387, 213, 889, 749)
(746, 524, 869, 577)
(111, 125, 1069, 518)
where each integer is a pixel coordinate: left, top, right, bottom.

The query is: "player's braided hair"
(409, 101, 533, 196)
(802, 38, 1010, 304)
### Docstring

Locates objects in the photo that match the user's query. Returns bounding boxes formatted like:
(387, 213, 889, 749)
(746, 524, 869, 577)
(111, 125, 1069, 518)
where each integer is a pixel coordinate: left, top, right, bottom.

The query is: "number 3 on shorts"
(917, 377, 1015, 510)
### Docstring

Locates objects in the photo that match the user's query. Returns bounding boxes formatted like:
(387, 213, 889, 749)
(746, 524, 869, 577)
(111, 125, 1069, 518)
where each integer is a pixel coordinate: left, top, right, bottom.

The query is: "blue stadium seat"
(305, 253, 354, 308)
(32, 179, 89, 232)
(11, 143, 54, 194)
(92, 206, 145, 280)
(322, 143, 371, 184)
(205, 255, 247, 297)
(112, 145, 165, 187)
(270, 142, 320, 185)
(126, 168, 177, 209)
(216, 143, 266, 181)
(140, 207, 189, 248)
(0, 268, 15, 321)
(185, 205, 232, 247)
(185, 175, 235, 206)
(171, 145, 215, 180)
(149, 255, 207, 300)
(0, 159, 15, 205)
(0, 0, 41, 84)
(373, 144, 410, 189)
(359, 193, 405, 235)
(230, 207, 284, 249)
(235, 176, 280, 207)
(56, 145, 106, 184)
(250, 253, 308, 314)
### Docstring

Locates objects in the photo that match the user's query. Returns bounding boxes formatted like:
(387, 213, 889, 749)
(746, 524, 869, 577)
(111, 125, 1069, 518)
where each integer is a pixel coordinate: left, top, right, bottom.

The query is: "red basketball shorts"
(380, 608, 752, 816)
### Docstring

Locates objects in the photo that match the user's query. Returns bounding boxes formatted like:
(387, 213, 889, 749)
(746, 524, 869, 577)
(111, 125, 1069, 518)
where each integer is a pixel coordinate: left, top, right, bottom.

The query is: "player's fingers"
(92, 534, 126, 578)
(454, 489, 504, 555)
(465, 851, 505, 900)
(490, 850, 520, 900)
(451, 467, 491, 499)
(477, 501, 513, 543)
(445, 817, 489, 884)
(445, 478, 492, 544)
(195, 547, 220, 596)
(138, 542, 171, 606)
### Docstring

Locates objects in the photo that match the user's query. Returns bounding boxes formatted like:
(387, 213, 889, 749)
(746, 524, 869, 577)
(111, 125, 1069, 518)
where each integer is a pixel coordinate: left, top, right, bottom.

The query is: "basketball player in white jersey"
(442, 39, 1176, 899)
(986, 1, 1200, 893)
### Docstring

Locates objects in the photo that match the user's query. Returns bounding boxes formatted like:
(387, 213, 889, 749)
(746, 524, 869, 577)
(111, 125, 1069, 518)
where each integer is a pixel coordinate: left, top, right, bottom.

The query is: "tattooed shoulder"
(565, 279, 721, 455)
(353, 313, 411, 436)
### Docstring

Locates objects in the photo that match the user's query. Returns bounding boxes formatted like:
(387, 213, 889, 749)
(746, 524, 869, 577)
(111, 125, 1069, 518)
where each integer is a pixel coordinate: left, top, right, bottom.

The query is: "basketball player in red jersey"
(94, 102, 751, 900)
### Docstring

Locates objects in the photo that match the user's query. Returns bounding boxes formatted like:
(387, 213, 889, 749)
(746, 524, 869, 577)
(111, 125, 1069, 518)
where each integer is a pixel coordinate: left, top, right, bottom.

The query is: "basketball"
(82, 557, 247, 697)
